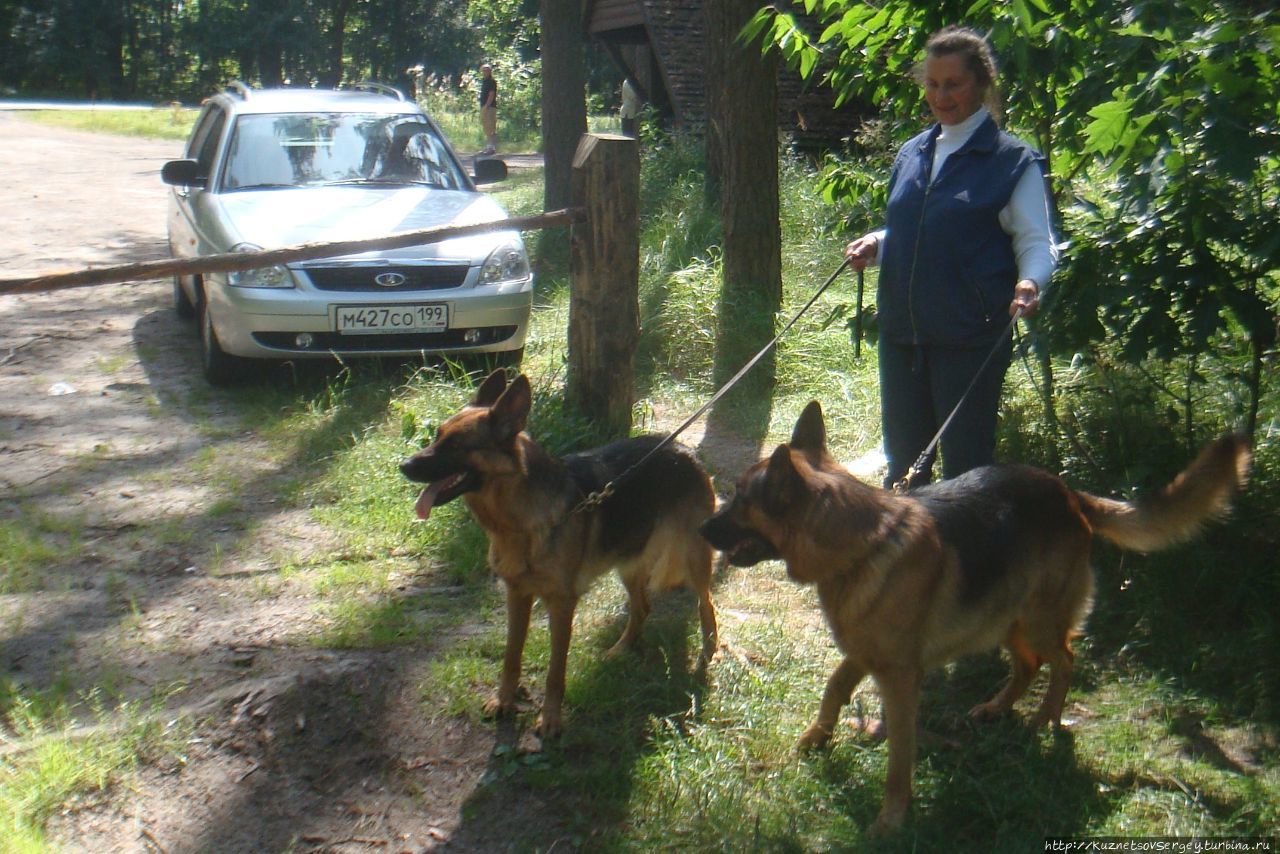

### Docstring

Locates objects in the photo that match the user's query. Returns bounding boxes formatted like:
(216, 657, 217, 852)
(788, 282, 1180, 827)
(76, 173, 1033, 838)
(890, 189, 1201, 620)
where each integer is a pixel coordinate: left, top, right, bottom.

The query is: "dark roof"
(586, 0, 864, 147)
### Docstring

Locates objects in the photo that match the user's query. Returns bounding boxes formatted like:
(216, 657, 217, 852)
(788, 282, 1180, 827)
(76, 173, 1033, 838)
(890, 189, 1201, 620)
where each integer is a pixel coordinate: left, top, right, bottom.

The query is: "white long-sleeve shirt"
(867, 107, 1059, 290)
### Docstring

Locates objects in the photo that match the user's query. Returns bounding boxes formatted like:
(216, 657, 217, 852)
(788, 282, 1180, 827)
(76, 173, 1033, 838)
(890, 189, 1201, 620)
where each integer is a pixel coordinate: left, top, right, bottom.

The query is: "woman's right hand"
(844, 235, 879, 271)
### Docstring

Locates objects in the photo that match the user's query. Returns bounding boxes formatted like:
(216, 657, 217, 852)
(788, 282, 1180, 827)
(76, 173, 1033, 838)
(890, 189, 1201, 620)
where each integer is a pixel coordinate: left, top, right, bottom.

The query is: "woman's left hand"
(1010, 279, 1040, 319)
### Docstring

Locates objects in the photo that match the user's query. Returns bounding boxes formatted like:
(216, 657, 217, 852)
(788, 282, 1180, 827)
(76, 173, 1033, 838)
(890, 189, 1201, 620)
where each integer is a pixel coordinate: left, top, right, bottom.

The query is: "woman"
(845, 26, 1057, 489)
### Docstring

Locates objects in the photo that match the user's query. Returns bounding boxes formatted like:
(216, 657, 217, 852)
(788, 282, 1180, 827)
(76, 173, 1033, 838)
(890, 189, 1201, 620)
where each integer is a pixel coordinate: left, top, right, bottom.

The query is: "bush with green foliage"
(751, 0, 1278, 447)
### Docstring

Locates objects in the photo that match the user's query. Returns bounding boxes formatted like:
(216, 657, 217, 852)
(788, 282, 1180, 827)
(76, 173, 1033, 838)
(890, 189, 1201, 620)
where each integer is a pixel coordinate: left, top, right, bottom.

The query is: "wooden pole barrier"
(0, 208, 584, 297)
(567, 133, 640, 437)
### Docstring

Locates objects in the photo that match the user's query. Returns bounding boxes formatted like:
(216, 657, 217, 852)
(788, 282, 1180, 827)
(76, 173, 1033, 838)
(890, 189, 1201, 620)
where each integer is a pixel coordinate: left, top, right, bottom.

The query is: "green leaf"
(1198, 56, 1251, 99)
(799, 47, 818, 79)
(1084, 99, 1135, 155)
(819, 21, 843, 44)
(1011, 0, 1034, 32)
(740, 8, 776, 49)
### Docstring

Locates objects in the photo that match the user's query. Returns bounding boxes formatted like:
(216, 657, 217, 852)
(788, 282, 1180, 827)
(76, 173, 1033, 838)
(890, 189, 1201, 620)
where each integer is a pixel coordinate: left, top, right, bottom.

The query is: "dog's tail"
(1077, 434, 1251, 553)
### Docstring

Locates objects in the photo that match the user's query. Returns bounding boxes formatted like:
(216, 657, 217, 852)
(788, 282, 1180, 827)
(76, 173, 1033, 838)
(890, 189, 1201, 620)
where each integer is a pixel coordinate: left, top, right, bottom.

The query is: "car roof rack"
(225, 80, 253, 100)
(345, 81, 407, 101)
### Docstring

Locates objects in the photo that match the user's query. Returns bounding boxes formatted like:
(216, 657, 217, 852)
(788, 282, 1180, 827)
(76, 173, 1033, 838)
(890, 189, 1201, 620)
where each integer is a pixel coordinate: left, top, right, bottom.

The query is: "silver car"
(162, 82, 531, 384)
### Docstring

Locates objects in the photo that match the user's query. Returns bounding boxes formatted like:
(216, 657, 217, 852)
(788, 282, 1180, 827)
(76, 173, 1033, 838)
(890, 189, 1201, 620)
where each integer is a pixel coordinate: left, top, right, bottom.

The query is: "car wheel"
(173, 275, 196, 320)
(199, 294, 245, 385)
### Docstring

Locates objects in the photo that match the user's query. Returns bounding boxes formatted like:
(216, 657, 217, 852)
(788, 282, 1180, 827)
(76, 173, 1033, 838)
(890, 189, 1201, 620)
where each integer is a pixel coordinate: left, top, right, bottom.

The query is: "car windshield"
(221, 113, 468, 191)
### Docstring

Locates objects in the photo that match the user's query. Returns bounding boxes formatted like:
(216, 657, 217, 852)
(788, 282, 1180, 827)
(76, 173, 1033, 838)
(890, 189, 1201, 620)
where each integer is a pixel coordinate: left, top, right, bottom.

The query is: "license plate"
(335, 303, 448, 334)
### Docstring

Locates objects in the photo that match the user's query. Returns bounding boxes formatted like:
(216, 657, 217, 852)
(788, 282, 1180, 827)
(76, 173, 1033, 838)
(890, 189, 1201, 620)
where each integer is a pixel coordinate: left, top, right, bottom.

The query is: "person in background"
(620, 77, 641, 137)
(843, 25, 1057, 489)
(479, 63, 498, 155)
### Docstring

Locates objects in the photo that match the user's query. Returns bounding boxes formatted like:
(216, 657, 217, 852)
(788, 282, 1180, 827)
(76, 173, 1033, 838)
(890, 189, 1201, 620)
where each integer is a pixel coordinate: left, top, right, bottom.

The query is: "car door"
(168, 103, 227, 269)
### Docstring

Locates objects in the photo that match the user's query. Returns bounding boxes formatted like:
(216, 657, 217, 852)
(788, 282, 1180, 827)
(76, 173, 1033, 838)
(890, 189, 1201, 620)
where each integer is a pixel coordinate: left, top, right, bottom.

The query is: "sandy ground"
(0, 113, 571, 853)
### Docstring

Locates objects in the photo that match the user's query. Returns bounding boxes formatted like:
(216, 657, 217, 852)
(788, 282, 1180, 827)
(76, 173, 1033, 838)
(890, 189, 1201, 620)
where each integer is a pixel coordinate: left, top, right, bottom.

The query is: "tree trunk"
(539, 0, 588, 212)
(101, 2, 128, 99)
(123, 0, 138, 97)
(706, 0, 781, 406)
(702, 0, 724, 204)
(321, 0, 355, 88)
(1247, 334, 1262, 440)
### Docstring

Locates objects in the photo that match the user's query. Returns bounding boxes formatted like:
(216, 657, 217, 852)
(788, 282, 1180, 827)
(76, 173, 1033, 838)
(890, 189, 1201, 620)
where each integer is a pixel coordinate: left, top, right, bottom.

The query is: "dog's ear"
(473, 369, 509, 407)
(489, 373, 531, 443)
(790, 401, 827, 451)
(762, 445, 804, 515)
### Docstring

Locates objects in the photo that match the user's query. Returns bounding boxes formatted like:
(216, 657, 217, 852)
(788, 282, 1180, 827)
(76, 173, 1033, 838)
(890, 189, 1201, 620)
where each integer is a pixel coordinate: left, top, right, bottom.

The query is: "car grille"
(252, 326, 518, 352)
(303, 265, 469, 292)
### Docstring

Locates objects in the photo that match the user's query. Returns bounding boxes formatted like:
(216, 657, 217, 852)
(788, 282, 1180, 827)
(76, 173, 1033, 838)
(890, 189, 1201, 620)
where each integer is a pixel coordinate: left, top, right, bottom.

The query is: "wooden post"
(567, 133, 640, 436)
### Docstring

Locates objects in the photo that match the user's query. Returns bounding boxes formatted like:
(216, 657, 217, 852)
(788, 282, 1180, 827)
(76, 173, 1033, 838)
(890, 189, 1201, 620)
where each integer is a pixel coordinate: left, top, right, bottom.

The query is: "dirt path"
(0, 114, 560, 853)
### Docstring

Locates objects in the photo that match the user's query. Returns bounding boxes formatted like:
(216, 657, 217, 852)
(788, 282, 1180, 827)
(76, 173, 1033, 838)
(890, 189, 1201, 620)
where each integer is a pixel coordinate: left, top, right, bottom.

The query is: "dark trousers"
(878, 336, 1012, 489)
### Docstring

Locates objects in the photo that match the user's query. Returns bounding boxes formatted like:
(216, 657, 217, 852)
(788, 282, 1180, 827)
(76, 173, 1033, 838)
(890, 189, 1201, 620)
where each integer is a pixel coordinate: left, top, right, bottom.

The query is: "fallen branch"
(0, 335, 48, 366)
(139, 826, 167, 854)
(0, 208, 584, 297)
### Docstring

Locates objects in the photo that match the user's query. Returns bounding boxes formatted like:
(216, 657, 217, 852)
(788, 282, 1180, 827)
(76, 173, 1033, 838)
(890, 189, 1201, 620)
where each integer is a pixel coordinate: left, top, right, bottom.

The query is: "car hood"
(214, 186, 519, 264)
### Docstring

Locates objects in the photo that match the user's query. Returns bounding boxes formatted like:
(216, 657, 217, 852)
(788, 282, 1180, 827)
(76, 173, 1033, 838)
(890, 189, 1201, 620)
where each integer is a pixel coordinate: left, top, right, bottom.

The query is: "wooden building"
(584, 0, 864, 148)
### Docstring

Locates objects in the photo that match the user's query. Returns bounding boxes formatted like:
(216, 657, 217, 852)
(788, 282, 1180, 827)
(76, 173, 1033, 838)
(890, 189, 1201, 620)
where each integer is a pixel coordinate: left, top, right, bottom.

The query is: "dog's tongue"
(414, 482, 447, 520)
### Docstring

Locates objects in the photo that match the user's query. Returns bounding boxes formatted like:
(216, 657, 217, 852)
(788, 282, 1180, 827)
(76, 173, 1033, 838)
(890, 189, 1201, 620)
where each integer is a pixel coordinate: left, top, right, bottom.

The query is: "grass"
(0, 509, 83, 593)
(24, 102, 545, 155)
(347, 143, 1277, 849)
(0, 683, 187, 851)
(27, 106, 198, 141)
(7, 111, 1278, 849)
(287, 142, 1275, 849)
(429, 107, 542, 156)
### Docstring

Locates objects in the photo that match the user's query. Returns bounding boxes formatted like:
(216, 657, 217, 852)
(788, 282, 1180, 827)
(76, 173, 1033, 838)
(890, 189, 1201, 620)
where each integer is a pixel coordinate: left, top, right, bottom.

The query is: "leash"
(572, 257, 855, 514)
(853, 267, 866, 358)
(892, 306, 1024, 494)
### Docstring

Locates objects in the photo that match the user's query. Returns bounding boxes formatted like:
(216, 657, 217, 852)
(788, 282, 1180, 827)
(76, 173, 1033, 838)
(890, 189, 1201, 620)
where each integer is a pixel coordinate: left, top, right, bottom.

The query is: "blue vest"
(878, 116, 1045, 348)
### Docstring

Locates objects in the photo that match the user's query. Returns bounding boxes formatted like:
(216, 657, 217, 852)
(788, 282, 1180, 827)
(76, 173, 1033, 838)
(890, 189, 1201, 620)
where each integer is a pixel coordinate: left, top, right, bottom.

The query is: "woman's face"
(923, 53, 984, 126)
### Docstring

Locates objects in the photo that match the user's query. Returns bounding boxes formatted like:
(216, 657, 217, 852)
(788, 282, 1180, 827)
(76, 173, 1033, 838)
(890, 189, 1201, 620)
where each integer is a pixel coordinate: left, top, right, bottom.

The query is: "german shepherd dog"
(700, 401, 1250, 833)
(400, 370, 718, 738)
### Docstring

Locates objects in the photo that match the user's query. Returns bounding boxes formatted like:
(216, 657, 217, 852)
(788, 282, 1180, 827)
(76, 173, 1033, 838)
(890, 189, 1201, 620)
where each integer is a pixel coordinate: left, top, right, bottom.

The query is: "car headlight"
(479, 242, 531, 286)
(227, 243, 294, 288)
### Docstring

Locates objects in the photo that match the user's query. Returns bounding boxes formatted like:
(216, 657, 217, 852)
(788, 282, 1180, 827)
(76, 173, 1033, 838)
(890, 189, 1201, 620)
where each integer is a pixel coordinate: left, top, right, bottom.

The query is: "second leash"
(893, 307, 1024, 494)
(573, 257, 856, 514)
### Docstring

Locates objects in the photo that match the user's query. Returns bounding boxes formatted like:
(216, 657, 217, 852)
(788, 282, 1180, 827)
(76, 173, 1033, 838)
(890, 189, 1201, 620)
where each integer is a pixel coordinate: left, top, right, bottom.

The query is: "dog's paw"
(849, 716, 888, 740)
(534, 712, 562, 741)
(482, 685, 530, 719)
(1028, 709, 1062, 730)
(718, 642, 762, 668)
(602, 639, 636, 660)
(699, 640, 726, 666)
(967, 701, 1007, 722)
(797, 723, 833, 751)
(868, 809, 905, 838)
(482, 695, 513, 719)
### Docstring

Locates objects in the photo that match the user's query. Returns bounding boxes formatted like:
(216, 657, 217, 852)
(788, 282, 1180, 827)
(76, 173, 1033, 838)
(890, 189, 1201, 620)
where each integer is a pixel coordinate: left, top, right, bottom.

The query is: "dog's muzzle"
(699, 513, 780, 566)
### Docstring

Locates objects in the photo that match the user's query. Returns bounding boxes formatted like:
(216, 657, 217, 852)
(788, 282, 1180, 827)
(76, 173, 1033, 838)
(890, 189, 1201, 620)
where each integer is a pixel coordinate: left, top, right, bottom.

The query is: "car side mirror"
(161, 158, 206, 188)
(472, 157, 508, 185)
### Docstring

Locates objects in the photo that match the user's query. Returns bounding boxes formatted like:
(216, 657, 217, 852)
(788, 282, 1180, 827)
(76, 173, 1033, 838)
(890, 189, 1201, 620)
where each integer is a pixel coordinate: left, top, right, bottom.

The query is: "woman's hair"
(920, 26, 1003, 121)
